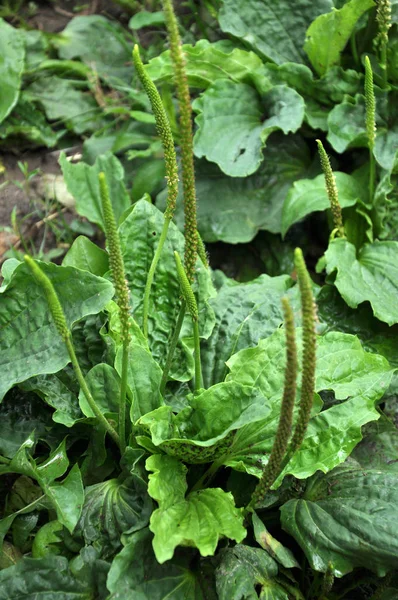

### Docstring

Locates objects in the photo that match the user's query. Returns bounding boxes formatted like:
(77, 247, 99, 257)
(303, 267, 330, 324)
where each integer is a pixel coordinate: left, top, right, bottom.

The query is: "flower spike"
(24, 255, 121, 449)
(316, 140, 344, 238)
(99, 172, 130, 450)
(247, 297, 298, 512)
(162, 0, 198, 282)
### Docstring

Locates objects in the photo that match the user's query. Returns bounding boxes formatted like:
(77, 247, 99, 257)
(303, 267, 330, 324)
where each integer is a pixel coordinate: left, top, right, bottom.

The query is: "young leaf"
(281, 172, 364, 236)
(193, 81, 304, 177)
(59, 152, 130, 231)
(304, 0, 375, 76)
(281, 465, 398, 576)
(146, 454, 246, 563)
(0, 261, 114, 401)
(62, 236, 109, 276)
(324, 238, 398, 325)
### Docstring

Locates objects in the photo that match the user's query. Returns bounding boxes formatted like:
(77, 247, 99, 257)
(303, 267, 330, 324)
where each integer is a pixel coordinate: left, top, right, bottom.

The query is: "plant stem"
(65, 336, 121, 448)
(0, 455, 10, 464)
(350, 31, 359, 66)
(119, 338, 129, 452)
(143, 217, 171, 338)
(193, 319, 202, 392)
(191, 458, 223, 492)
(160, 300, 186, 395)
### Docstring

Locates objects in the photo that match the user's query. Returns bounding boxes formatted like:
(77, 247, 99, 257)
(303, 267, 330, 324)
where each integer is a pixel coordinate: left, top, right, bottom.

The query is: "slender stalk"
(24, 255, 121, 449)
(160, 300, 187, 395)
(190, 456, 224, 493)
(364, 56, 377, 204)
(99, 173, 130, 452)
(316, 140, 344, 237)
(193, 319, 203, 391)
(65, 337, 121, 447)
(142, 217, 171, 338)
(350, 31, 359, 66)
(280, 249, 316, 470)
(162, 0, 198, 282)
(0, 455, 10, 464)
(174, 251, 202, 393)
(133, 45, 179, 338)
(246, 297, 297, 513)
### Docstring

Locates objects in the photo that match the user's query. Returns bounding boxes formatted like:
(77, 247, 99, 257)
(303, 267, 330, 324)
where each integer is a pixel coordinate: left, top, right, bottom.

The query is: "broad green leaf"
(0, 19, 25, 124)
(146, 39, 264, 89)
(0, 261, 114, 401)
(138, 382, 270, 463)
(219, 0, 333, 65)
(200, 274, 297, 387)
(146, 455, 246, 563)
(26, 76, 102, 135)
(20, 373, 82, 427)
(281, 465, 398, 576)
(129, 10, 164, 29)
(327, 94, 367, 153)
(324, 238, 398, 325)
(118, 200, 215, 381)
(252, 513, 299, 569)
(160, 134, 311, 242)
(224, 330, 391, 480)
(0, 555, 93, 599)
(281, 172, 365, 236)
(107, 528, 206, 599)
(115, 344, 163, 422)
(78, 474, 152, 557)
(58, 16, 133, 85)
(304, 0, 375, 76)
(62, 236, 109, 275)
(60, 152, 130, 231)
(216, 545, 278, 600)
(78, 363, 119, 418)
(193, 80, 304, 177)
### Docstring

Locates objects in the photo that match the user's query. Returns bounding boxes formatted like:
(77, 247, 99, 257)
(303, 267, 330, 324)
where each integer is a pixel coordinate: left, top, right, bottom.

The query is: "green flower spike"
(133, 44, 179, 339)
(24, 255, 121, 450)
(99, 172, 130, 452)
(316, 140, 345, 238)
(163, 0, 198, 282)
(375, 0, 391, 89)
(286, 248, 317, 459)
(364, 56, 377, 203)
(174, 251, 202, 392)
(246, 297, 298, 513)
